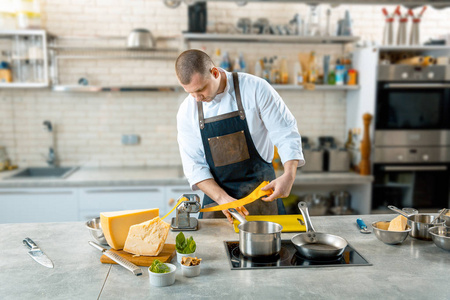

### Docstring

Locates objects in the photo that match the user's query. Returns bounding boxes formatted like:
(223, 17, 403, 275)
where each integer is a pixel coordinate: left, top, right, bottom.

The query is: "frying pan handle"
(228, 208, 247, 225)
(387, 205, 410, 217)
(298, 201, 316, 233)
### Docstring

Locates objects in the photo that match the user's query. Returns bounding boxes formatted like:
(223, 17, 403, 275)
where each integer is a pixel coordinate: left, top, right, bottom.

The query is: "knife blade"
(23, 238, 54, 268)
(88, 241, 142, 276)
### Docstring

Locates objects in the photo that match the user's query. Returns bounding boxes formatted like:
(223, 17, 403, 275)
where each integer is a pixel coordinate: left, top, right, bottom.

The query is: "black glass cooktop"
(224, 240, 372, 270)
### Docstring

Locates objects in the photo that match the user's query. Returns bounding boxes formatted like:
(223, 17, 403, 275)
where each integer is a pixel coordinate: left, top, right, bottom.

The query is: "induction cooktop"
(224, 240, 372, 270)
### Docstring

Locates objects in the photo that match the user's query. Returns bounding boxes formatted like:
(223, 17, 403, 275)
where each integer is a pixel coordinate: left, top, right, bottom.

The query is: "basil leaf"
(150, 259, 170, 273)
(176, 232, 186, 252)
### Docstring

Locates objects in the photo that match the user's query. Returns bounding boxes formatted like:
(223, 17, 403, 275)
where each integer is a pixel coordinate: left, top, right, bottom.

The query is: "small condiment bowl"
(428, 226, 450, 251)
(372, 221, 411, 245)
(177, 251, 196, 264)
(85, 217, 108, 245)
(181, 262, 201, 277)
(148, 263, 176, 287)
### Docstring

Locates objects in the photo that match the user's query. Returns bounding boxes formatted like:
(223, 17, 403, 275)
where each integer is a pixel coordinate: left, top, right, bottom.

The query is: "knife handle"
(23, 237, 38, 249)
(356, 218, 367, 229)
(104, 251, 143, 276)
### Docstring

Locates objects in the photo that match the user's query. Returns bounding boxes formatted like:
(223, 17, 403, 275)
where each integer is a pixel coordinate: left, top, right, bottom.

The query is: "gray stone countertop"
(1, 214, 447, 300)
(0, 166, 373, 188)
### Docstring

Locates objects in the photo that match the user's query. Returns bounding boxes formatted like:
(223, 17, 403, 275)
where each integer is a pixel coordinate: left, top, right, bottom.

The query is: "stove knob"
(401, 72, 408, 79)
(428, 72, 434, 79)
(423, 154, 429, 161)
(397, 155, 404, 161)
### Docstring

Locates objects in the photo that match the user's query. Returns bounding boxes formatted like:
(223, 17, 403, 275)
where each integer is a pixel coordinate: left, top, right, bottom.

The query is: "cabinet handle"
(0, 191, 73, 195)
(85, 188, 161, 194)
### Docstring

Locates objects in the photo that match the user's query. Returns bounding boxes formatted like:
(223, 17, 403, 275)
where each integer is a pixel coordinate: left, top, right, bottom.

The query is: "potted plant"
(175, 232, 196, 264)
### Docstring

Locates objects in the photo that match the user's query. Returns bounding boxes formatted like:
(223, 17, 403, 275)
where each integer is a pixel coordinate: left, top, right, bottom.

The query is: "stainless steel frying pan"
(291, 202, 348, 260)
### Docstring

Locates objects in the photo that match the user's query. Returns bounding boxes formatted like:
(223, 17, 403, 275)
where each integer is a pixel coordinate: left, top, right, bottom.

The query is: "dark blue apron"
(198, 72, 286, 219)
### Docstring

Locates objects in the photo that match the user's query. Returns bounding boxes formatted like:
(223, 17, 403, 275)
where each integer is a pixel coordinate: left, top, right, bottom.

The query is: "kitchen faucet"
(43, 120, 56, 167)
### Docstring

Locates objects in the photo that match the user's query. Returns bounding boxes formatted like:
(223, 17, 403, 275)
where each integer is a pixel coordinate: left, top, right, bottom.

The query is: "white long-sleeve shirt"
(177, 70, 305, 190)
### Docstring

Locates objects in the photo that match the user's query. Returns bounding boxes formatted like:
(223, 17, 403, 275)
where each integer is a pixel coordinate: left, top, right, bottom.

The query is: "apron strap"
(232, 72, 246, 120)
(197, 101, 205, 130)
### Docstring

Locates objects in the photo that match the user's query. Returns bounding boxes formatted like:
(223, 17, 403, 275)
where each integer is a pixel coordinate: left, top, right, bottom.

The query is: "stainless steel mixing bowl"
(372, 221, 411, 245)
(85, 217, 108, 245)
(428, 226, 450, 251)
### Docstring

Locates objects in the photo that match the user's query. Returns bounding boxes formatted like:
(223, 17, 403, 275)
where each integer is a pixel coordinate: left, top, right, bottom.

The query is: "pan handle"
(387, 205, 410, 217)
(228, 208, 247, 225)
(298, 202, 316, 233)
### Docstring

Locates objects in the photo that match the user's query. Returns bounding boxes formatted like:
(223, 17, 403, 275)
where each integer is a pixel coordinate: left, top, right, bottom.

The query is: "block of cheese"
(388, 215, 408, 231)
(100, 208, 159, 250)
(123, 217, 170, 256)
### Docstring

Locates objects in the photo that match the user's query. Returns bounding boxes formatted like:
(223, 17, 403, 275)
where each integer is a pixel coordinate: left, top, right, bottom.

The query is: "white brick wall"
(1, 1, 449, 167)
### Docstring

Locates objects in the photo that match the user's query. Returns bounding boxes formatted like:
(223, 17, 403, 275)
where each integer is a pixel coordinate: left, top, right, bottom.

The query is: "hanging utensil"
(356, 218, 371, 234)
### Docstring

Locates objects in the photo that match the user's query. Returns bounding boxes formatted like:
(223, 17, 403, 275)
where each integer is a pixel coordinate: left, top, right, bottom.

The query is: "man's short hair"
(175, 49, 214, 85)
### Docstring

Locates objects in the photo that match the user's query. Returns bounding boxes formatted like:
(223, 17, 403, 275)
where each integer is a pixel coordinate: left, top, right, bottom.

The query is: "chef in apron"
(175, 50, 304, 223)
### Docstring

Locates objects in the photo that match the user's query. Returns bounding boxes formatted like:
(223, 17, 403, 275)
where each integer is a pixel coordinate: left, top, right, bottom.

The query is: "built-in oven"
(372, 64, 450, 211)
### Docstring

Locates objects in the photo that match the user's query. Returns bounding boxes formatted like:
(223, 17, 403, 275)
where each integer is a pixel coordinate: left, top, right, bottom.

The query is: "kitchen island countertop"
(0, 214, 447, 300)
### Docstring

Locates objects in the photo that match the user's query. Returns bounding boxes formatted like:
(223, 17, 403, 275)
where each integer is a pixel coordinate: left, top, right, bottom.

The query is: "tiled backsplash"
(1, 1, 448, 167)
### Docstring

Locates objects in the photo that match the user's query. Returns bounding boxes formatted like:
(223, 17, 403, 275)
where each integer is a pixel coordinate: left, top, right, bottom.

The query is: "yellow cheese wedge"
(388, 215, 408, 231)
(100, 208, 159, 250)
(123, 217, 170, 256)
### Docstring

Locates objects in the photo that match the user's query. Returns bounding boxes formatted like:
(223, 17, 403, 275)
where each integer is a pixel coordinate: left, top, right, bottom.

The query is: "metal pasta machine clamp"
(170, 194, 201, 231)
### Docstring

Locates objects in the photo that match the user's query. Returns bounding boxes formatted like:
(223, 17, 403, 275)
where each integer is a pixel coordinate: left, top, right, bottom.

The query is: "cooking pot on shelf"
(228, 208, 282, 257)
(301, 194, 330, 216)
(127, 28, 155, 49)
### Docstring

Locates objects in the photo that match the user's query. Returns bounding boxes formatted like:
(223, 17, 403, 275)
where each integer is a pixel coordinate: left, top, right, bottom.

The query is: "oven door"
(375, 82, 450, 131)
(372, 164, 450, 211)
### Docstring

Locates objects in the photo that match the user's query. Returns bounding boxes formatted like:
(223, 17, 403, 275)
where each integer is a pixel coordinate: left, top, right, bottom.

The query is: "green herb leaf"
(150, 259, 170, 273)
(176, 232, 196, 254)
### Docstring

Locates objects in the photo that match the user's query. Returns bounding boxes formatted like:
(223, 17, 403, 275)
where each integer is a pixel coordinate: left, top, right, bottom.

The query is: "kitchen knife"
(88, 241, 142, 276)
(23, 237, 54, 268)
(356, 218, 371, 234)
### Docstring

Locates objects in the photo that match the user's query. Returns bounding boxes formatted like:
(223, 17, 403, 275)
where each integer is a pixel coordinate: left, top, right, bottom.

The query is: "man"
(175, 49, 304, 223)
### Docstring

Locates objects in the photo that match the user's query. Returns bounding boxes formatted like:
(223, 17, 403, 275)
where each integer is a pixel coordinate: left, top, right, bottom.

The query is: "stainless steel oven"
(372, 65, 450, 211)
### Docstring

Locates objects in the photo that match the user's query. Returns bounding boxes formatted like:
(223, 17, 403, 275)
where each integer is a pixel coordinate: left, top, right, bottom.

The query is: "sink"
(6, 167, 79, 179)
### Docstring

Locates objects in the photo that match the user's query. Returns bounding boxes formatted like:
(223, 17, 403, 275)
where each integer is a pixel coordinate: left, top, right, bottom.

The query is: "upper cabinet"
(0, 29, 49, 88)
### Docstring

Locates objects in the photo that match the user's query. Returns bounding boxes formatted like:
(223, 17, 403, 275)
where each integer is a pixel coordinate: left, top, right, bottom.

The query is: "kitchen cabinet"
(0, 188, 78, 223)
(0, 29, 49, 88)
(164, 185, 204, 220)
(78, 186, 165, 221)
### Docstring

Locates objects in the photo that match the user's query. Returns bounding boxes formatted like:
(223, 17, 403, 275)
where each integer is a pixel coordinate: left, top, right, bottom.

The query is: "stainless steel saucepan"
(291, 202, 348, 260)
(388, 205, 445, 240)
(228, 208, 282, 257)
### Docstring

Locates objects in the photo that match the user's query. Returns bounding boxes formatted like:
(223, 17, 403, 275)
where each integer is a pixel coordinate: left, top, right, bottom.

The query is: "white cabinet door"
(78, 186, 165, 221)
(164, 185, 204, 221)
(0, 188, 78, 223)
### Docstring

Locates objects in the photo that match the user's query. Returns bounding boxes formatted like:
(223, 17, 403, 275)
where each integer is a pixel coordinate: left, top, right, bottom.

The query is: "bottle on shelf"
(323, 55, 330, 85)
(335, 59, 345, 86)
(280, 57, 288, 84)
(327, 65, 336, 85)
(307, 52, 318, 83)
(213, 48, 221, 67)
(219, 51, 231, 71)
(233, 57, 241, 72)
(293, 61, 303, 85)
(254, 59, 263, 78)
(238, 53, 247, 73)
(262, 57, 271, 83)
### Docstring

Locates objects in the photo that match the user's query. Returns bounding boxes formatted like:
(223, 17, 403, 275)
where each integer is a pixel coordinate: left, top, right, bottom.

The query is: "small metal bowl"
(440, 209, 450, 227)
(372, 221, 412, 245)
(428, 226, 450, 251)
(85, 217, 108, 245)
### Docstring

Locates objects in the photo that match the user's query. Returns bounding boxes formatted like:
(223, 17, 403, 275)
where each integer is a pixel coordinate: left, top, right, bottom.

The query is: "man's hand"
(260, 160, 299, 202)
(217, 196, 249, 224)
